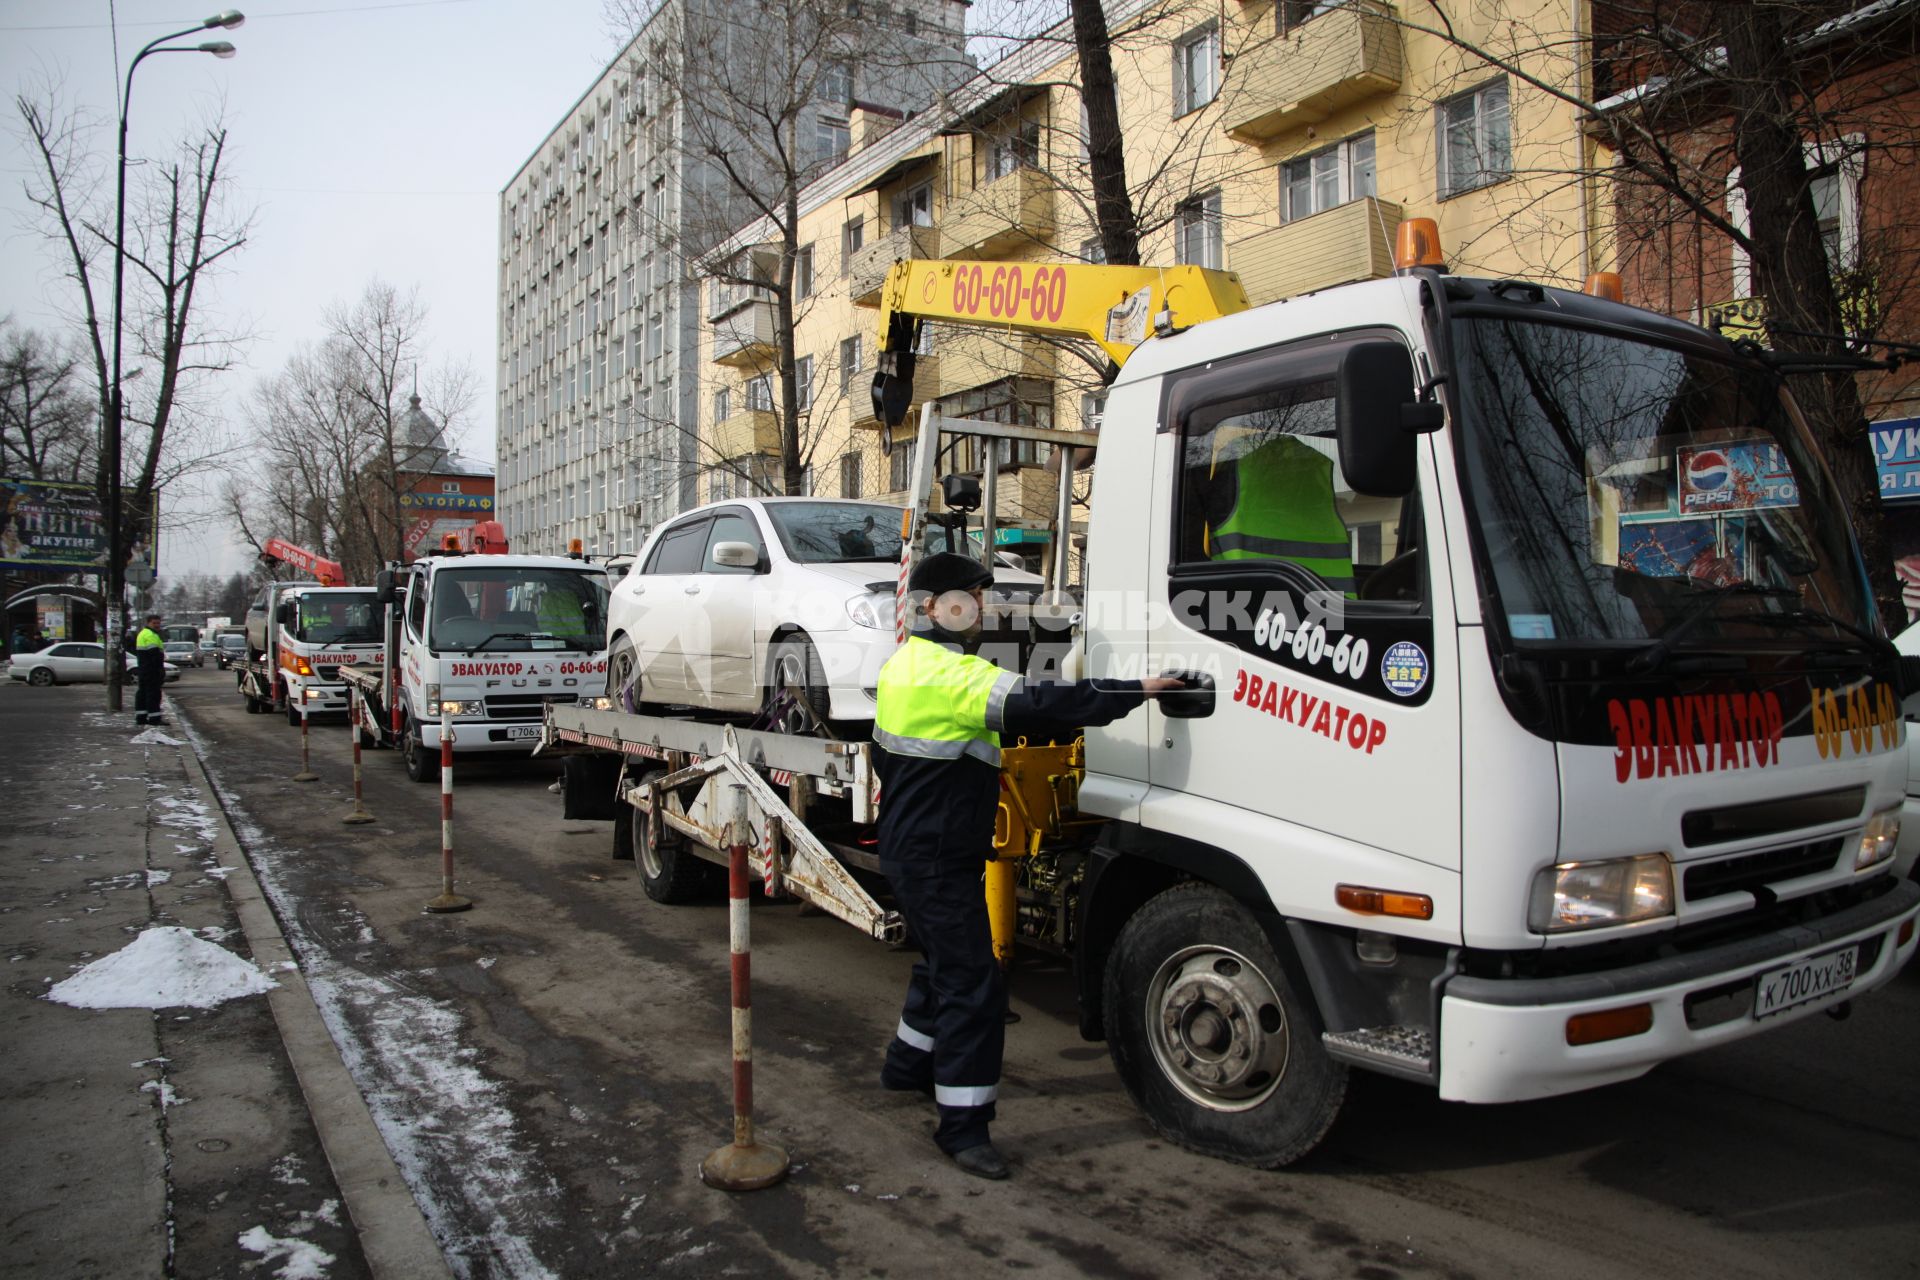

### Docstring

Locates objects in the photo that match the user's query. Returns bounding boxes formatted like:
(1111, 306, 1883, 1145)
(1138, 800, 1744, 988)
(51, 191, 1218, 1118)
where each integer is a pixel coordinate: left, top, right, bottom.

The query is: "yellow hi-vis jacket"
(873, 636, 1017, 769)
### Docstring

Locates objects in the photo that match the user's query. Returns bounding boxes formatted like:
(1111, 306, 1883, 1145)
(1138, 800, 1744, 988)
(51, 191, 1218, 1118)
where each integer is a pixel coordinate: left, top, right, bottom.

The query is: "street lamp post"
(104, 9, 242, 710)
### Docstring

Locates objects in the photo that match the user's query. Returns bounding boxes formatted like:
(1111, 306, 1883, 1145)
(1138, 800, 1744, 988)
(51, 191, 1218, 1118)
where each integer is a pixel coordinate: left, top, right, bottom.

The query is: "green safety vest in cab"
(536, 587, 587, 638)
(1207, 436, 1356, 594)
(873, 636, 1019, 768)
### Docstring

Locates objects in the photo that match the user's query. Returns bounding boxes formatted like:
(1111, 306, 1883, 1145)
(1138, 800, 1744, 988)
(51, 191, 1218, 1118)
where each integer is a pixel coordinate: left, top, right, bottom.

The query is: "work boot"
(949, 1142, 1010, 1181)
(134, 714, 148, 725)
(879, 1069, 933, 1098)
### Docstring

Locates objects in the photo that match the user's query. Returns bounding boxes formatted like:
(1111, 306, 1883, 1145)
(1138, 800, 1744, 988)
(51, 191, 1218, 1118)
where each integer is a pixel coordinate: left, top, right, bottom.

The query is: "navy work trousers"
(881, 865, 1006, 1154)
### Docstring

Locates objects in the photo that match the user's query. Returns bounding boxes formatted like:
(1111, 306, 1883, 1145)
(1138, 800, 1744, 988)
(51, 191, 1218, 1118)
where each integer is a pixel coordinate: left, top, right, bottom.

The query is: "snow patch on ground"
(236, 1225, 334, 1280)
(130, 729, 184, 746)
(181, 713, 560, 1280)
(46, 926, 276, 1010)
(146, 869, 172, 887)
(142, 1078, 184, 1109)
(156, 793, 216, 843)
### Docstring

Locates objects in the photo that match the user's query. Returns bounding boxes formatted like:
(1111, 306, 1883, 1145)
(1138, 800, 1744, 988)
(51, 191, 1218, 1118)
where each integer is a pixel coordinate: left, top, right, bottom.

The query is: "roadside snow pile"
(237, 1225, 334, 1280)
(130, 728, 184, 746)
(46, 926, 277, 1010)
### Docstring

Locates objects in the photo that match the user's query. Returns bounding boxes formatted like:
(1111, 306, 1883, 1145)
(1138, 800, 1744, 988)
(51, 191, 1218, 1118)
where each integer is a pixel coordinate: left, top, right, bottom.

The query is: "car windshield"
(290, 591, 382, 644)
(219, 635, 245, 649)
(764, 501, 906, 564)
(1453, 317, 1872, 651)
(427, 567, 610, 651)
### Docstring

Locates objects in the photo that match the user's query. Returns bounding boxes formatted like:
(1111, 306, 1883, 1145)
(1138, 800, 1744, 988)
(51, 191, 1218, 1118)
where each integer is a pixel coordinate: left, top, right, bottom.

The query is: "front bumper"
(1437, 876, 1920, 1103)
(416, 718, 548, 753)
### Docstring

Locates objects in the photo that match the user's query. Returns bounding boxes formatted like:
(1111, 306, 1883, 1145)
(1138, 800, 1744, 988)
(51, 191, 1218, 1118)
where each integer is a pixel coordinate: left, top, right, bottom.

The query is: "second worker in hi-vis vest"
(874, 553, 1183, 1180)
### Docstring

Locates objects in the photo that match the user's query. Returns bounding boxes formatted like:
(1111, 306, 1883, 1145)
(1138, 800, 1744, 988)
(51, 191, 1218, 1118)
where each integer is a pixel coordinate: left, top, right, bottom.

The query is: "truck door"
(1143, 333, 1463, 893)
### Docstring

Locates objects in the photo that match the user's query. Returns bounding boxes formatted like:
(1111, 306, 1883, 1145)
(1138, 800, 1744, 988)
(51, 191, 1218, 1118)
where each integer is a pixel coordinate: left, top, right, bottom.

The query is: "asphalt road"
(165, 666, 1920, 1280)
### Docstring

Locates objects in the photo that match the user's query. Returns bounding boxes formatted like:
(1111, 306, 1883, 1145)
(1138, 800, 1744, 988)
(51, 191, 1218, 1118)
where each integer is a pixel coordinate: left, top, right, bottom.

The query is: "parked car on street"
(7, 643, 179, 686)
(164, 640, 203, 668)
(606, 497, 1043, 729)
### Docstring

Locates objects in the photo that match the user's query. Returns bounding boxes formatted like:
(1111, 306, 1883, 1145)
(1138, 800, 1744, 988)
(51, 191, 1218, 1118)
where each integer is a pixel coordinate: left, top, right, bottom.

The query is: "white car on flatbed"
(605, 497, 1042, 729)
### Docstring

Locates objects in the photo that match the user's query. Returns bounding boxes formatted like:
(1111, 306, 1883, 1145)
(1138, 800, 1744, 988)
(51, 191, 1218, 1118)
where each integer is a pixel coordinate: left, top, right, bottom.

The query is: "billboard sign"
(1676, 441, 1799, 516)
(1873, 417, 1920, 503)
(0, 478, 107, 571)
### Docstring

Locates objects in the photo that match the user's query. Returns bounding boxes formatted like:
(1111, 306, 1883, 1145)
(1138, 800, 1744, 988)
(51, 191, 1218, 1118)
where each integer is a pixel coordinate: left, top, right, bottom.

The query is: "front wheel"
(765, 634, 831, 735)
(630, 767, 723, 902)
(27, 667, 55, 687)
(285, 695, 303, 727)
(1103, 882, 1347, 1168)
(402, 714, 441, 784)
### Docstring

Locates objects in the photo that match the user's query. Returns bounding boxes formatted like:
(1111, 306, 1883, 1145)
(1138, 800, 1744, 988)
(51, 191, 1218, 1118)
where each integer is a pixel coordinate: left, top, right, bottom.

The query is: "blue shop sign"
(1874, 417, 1920, 503)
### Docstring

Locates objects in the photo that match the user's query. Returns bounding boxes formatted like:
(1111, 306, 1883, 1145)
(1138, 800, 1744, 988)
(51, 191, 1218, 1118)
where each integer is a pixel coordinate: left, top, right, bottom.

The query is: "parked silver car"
(7, 643, 179, 686)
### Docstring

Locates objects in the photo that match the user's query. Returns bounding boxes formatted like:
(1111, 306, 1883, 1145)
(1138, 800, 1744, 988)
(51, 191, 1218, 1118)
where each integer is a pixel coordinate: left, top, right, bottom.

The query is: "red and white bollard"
(424, 706, 471, 913)
(342, 687, 375, 825)
(292, 692, 319, 783)
(700, 785, 788, 1192)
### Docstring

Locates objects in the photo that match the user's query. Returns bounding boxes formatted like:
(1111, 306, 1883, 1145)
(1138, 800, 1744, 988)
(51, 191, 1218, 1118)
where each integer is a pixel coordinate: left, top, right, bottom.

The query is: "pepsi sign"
(1677, 441, 1799, 515)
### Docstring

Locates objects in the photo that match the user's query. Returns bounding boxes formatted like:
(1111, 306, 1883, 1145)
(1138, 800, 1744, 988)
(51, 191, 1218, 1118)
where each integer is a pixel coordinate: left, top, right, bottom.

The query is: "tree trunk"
(1721, 6, 1899, 626)
(1071, 0, 1138, 272)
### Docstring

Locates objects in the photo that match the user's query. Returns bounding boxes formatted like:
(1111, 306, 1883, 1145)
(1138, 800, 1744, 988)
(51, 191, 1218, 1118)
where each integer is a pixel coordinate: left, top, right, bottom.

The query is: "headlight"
(588, 695, 613, 710)
(1856, 806, 1901, 870)
(846, 591, 897, 630)
(1529, 853, 1674, 933)
(430, 699, 483, 716)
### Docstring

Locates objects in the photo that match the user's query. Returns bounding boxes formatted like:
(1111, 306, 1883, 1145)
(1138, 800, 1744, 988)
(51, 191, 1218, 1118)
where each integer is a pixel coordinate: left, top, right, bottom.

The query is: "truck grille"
(482, 694, 571, 722)
(1682, 837, 1848, 902)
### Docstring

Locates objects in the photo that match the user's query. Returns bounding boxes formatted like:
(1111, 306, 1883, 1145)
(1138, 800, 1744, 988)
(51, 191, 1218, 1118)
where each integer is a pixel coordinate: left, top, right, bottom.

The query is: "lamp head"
(203, 10, 245, 29)
(199, 41, 237, 58)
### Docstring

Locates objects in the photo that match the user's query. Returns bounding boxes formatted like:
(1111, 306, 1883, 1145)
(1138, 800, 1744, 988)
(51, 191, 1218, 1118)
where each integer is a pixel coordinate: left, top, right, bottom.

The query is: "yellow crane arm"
(870, 257, 1250, 427)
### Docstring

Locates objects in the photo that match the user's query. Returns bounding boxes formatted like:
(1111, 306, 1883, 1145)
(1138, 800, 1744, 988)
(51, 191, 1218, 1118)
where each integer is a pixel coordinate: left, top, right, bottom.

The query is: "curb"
(174, 704, 453, 1280)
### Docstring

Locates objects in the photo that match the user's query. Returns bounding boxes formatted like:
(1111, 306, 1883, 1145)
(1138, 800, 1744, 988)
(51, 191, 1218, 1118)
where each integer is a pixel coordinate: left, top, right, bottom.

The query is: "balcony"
(1229, 197, 1403, 305)
(929, 331, 1055, 399)
(938, 167, 1055, 260)
(850, 224, 942, 307)
(711, 300, 776, 367)
(709, 408, 781, 459)
(1222, 1, 1404, 143)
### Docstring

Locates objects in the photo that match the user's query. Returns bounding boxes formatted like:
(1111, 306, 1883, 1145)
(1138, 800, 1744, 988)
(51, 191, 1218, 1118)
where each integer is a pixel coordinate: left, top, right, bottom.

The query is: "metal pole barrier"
(701, 784, 789, 1192)
(424, 706, 472, 913)
(342, 686, 375, 825)
(292, 693, 319, 782)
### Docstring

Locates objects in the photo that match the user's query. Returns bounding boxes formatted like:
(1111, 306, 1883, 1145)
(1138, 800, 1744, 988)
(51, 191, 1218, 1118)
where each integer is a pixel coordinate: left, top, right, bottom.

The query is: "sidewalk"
(0, 684, 429, 1278)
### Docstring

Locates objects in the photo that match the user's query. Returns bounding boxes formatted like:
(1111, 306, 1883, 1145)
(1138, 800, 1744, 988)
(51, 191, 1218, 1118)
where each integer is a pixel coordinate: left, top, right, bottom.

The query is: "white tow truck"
(341, 521, 612, 782)
(546, 226, 1920, 1168)
(235, 584, 385, 725)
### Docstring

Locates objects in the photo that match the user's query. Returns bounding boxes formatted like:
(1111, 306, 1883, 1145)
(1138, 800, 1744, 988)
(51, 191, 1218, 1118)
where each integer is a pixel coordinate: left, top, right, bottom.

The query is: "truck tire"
(766, 634, 831, 735)
(402, 713, 440, 784)
(1103, 882, 1347, 1169)
(285, 696, 303, 727)
(630, 767, 722, 902)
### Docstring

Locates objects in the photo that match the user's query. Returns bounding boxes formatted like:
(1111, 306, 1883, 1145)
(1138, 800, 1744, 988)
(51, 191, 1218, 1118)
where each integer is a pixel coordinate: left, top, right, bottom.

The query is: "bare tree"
(15, 86, 251, 697)
(0, 318, 94, 482)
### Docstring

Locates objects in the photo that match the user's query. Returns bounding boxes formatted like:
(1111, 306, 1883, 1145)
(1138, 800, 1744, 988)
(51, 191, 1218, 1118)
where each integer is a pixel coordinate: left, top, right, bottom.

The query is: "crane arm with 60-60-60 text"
(260, 536, 346, 586)
(869, 257, 1251, 428)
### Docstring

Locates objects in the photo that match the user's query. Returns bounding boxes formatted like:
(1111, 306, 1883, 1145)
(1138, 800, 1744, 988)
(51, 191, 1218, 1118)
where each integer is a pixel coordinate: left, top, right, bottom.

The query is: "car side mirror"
(1336, 341, 1437, 499)
(375, 569, 396, 605)
(711, 541, 759, 569)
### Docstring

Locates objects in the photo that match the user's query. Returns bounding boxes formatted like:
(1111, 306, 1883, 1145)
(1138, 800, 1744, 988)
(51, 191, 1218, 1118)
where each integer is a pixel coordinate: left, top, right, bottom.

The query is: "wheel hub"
(1148, 945, 1289, 1110)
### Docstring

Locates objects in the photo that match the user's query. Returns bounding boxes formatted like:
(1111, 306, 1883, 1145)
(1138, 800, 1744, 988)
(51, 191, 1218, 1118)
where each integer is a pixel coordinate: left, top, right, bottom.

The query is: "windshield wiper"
(459, 632, 540, 655)
(1745, 605, 1892, 654)
(1626, 584, 1802, 674)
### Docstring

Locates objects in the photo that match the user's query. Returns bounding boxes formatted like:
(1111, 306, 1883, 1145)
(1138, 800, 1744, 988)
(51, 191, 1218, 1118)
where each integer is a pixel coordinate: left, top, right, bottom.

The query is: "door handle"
(1158, 670, 1216, 719)
(683, 584, 702, 595)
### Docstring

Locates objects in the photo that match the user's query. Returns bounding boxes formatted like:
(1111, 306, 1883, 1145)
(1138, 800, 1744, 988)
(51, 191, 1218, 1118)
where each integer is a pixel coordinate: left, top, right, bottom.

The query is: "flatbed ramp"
(543, 704, 902, 942)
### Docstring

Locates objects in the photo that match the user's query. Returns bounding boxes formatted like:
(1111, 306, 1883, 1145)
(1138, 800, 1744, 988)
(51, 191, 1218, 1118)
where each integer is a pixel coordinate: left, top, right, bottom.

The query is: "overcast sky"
(1, 0, 1048, 585)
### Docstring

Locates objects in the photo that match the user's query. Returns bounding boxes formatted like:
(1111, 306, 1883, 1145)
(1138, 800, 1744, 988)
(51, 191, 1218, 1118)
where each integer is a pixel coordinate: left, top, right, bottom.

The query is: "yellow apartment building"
(698, 0, 1609, 566)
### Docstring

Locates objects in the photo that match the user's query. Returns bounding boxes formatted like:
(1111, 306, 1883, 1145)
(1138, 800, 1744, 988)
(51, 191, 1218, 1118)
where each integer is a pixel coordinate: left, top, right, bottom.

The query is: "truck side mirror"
(1336, 341, 1437, 499)
(375, 569, 396, 605)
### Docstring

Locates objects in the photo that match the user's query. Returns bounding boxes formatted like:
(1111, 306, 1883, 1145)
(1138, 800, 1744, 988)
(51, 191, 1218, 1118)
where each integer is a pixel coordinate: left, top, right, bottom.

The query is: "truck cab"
(274, 586, 384, 723)
(389, 546, 611, 782)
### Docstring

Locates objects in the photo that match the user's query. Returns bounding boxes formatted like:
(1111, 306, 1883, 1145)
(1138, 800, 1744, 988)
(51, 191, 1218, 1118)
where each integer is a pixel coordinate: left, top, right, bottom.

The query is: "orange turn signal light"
(1335, 884, 1434, 920)
(1583, 271, 1624, 303)
(899, 509, 913, 540)
(1394, 217, 1445, 270)
(1565, 1003, 1653, 1046)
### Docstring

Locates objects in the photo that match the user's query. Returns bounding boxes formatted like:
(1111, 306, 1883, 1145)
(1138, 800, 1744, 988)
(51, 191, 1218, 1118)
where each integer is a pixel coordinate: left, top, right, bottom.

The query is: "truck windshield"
(427, 567, 609, 652)
(765, 502, 906, 563)
(1453, 318, 1872, 652)
(291, 591, 382, 644)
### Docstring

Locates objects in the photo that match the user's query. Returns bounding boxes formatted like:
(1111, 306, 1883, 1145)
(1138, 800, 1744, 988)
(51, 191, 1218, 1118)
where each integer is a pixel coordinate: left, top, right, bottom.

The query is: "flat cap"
(909, 552, 993, 594)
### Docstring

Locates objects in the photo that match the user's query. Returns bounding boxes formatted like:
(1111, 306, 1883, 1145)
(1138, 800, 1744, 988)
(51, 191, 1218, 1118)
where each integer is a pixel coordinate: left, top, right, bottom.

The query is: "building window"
(987, 118, 1040, 182)
(818, 62, 852, 105)
(1080, 236, 1107, 265)
(1282, 132, 1375, 221)
(612, 336, 625, 380)
(747, 375, 773, 412)
(1436, 79, 1511, 199)
(622, 266, 635, 311)
(796, 244, 815, 299)
(895, 183, 933, 229)
(840, 335, 863, 391)
(839, 451, 862, 498)
(888, 441, 916, 492)
(1175, 192, 1223, 270)
(841, 218, 865, 272)
(1173, 24, 1220, 116)
(815, 114, 851, 166)
(1726, 134, 1864, 298)
(795, 355, 814, 411)
(714, 386, 731, 421)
